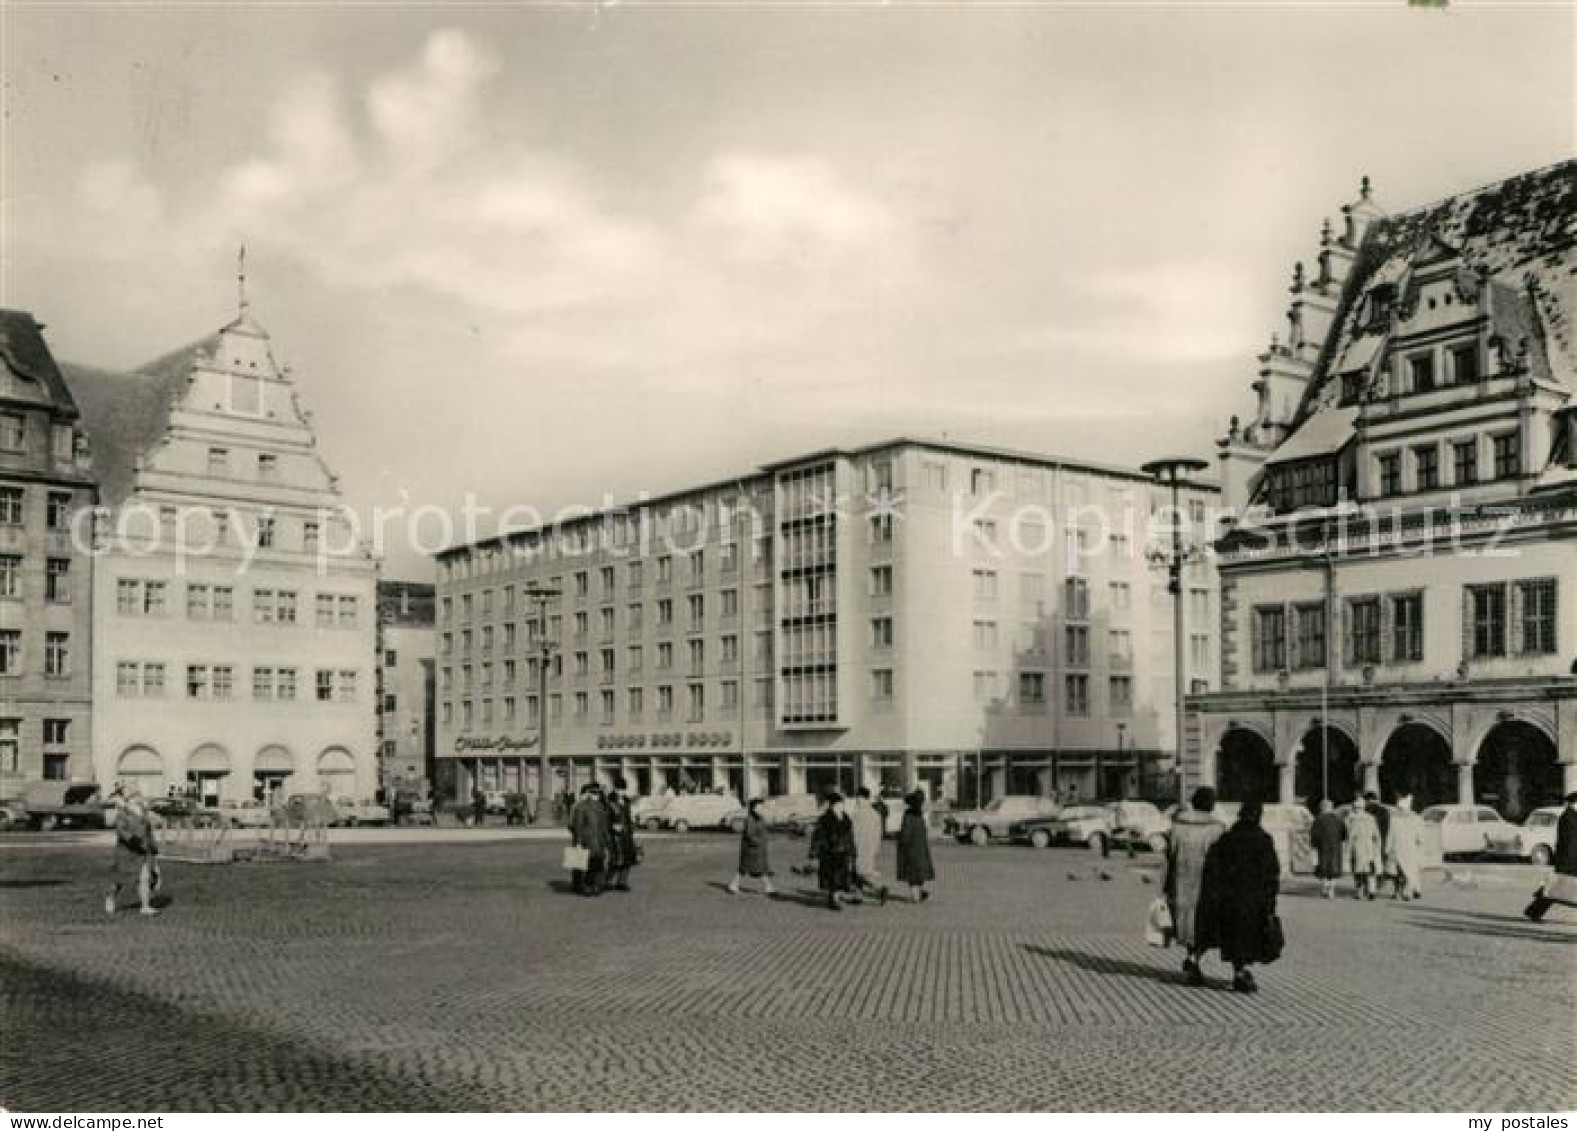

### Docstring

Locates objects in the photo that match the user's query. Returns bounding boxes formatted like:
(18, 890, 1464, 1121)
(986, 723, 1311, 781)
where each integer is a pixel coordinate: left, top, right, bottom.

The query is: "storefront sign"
(595, 732, 734, 751)
(454, 736, 539, 753)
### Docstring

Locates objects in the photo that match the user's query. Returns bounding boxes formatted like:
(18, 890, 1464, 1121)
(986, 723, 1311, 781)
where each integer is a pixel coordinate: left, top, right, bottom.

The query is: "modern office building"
(377, 580, 436, 798)
(1189, 161, 1577, 817)
(435, 439, 1218, 804)
(67, 283, 380, 804)
(0, 310, 98, 795)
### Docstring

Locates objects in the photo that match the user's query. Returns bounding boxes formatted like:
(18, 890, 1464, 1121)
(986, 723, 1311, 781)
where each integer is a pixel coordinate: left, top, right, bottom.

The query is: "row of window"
(113, 661, 361, 702)
(0, 630, 71, 677)
(0, 415, 81, 465)
(0, 485, 77, 528)
(114, 579, 360, 627)
(443, 679, 764, 727)
(1251, 577, 1557, 671)
(204, 445, 282, 482)
(971, 671, 1135, 716)
(0, 555, 76, 602)
(0, 717, 74, 777)
(1373, 432, 1519, 496)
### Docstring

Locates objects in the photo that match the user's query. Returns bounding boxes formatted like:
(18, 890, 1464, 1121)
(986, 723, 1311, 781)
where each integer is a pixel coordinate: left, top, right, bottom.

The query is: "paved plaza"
(1, 833, 1573, 1112)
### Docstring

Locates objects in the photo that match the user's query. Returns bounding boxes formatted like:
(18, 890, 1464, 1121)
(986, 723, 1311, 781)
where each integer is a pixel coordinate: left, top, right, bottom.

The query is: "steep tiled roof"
(0, 308, 80, 413)
(61, 334, 216, 507)
(1297, 159, 1577, 425)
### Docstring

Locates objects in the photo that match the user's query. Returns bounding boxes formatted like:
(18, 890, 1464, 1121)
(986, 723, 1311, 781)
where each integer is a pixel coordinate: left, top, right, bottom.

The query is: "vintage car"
(333, 797, 393, 827)
(213, 799, 275, 829)
(1421, 804, 1522, 860)
(946, 796, 1064, 845)
(1483, 806, 1561, 864)
(631, 794, 674, 831)
(1014, 804, 1113, 850)
(0, 798, 29, 831)
(1106, 801, 1173, 855)
(657, 792, 747, 833)
(20, 781, 113, 831)
(758, 793, 824, 834)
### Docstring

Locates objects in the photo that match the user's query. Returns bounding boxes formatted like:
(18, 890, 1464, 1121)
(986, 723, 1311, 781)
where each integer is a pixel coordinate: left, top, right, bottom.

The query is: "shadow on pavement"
(1404, 910, 1577, 944)
(767, 888, 838, 911)
(0, 879, 70, 889)
(1021, 944, 1189, 984)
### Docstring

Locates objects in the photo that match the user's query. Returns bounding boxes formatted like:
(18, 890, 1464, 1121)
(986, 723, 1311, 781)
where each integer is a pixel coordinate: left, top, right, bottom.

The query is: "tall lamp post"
(524, 584, 562, 825)
(1142, 457, 1209, 803)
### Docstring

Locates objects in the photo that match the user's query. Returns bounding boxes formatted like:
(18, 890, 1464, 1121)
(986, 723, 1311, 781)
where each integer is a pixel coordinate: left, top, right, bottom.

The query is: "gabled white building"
(68, 284, 378, 804)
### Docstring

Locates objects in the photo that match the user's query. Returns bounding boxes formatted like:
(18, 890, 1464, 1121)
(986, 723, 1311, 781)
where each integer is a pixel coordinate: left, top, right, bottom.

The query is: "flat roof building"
(435, 438, 1218, 806)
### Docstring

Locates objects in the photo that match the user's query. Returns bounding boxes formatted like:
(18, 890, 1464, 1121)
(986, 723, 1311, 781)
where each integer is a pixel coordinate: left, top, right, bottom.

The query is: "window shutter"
(1509, 582, 1524, 656)
(1380, 595, 1395, 664)
(1251, 612, 1264, 672)
(1461, 588, 1474, 663)
(1288, 603, 1301, 668)
(1341, 600, 1354, 668)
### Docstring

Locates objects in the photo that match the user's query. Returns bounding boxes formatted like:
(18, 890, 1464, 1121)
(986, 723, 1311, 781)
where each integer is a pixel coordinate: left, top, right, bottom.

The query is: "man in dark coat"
(1525, 791, 1577, 922)
(568, 783, 613, 895)
(1310, 798, 1346, 899)
(472, 785, 487, 829)
(1198, 798, 1281, 993)
(811, 794, 857, 911)
(602, 777, 639, 892)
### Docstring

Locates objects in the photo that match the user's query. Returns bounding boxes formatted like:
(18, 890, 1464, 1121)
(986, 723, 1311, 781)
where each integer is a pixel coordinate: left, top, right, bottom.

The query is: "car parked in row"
(333, 797, 393, 827)
(1015, 804, 1108, 849)
(1421, 804, 1523, 860)
(655, 793, 746, 833)
(213, 799, 274, 829)
(946, 796, 1063, 845)
(758, 793, 823, 834)
(1484, 806, 1562, 864)
(631, 794, 672, 830)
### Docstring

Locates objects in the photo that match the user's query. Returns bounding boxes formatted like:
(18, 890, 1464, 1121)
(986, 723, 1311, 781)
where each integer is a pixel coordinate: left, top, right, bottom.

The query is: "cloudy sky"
(3, 3, 1571, 576)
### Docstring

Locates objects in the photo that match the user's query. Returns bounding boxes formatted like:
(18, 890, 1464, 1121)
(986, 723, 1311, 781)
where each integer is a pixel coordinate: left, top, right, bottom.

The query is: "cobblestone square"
(2, 835, 1573, 1112)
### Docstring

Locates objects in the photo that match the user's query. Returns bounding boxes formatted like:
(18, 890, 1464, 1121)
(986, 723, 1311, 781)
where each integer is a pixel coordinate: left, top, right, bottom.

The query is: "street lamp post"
(1142, 457, 1210, 803)
(524, 584, 562, 825)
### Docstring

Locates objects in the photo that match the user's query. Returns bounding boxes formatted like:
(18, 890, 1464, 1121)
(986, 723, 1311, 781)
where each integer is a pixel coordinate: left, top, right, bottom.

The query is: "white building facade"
(1189, 163, 1577, 818)
(70, 294, 379, 804)
(435, 439, 1217, 805)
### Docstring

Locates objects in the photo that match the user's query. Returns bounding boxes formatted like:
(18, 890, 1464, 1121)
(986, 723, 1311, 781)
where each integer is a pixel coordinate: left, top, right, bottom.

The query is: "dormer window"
(1340, 373, 1364, 405)
(258, 453, 278, 482)
(1409, 354, 1435, 394)
(1366, 284, 1396, 330)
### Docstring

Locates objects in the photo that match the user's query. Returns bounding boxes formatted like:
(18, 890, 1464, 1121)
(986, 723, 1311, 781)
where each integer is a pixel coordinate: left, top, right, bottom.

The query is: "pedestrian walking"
(895, 791, 935, 903)
(728, 799, 776, 895)
(1310, 798, 1346, 899)
(1198, 799, 1282, 994)
(1388, 793, 1424, 901)
(1165, 786, 1226, 985)
(1345, 798, 1382, 899)
(811, 793, 857, 911)
(1524, 791, 1577, 922)
(568, 783, 612, 896)
(104, 785, 162, 917)
(603, 777, 638, 892)
(849, 788, 888, 905)
(471, 785, 487, 829)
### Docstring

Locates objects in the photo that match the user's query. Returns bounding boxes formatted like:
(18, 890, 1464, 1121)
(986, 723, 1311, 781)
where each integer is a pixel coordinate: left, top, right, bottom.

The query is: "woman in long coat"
(811, 794, 857, 911)
(1310, 798, 1346, 899)
(729, 799, 775, 895)
(603, 777, 639, 893)
(895, 791, 935, 903)
(1165, 786, 1226, 985)
(849, 789, 887, 901)
(1198, 799, 1282, 994)
(1387, 795, 1423, 901)
(1345, 801, 1383, 900)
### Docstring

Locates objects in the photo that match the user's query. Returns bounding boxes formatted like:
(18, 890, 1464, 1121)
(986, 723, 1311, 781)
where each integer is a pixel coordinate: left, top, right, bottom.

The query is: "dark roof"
(62, 334, 215, 506)
(0, 308, 80, 414)
(378, 580, 436, 627)
(1295, 159, 1577, 426)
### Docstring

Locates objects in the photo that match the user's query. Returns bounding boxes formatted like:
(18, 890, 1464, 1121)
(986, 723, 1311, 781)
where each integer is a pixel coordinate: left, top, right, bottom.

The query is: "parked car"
(214, 799, 274, 829)
(946, 796, 1064, 846)
(0, 799, 28, 831)
(658, 793, 746, 833)
(483, 790, 509, 815)
(21, 781, 113, 831)
(334, 797, 393, 827)
(1484, 806, 1561, 864)
(1020, 804, 1114, 850)
(631, 794, 673, 831)
(1106, 801, 1172, 855)
(1422, 803, 1522, 860)
(758, 793, 823, 834)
